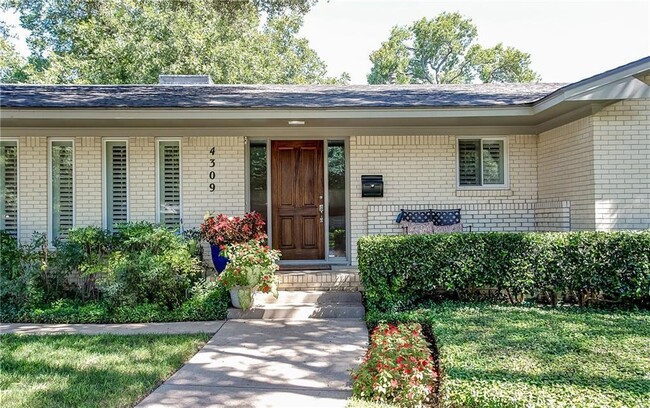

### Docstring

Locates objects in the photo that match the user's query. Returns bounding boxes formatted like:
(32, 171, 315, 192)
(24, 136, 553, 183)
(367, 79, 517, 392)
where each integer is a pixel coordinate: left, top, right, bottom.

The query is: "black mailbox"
(361, 175, 383, 197)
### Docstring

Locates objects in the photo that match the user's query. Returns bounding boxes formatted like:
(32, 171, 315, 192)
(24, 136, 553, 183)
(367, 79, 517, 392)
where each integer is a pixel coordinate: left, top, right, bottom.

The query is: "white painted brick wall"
(538, 117, 595, 230)
(14, 135, 246, 243)
(74, 136, 102, 228)
(129, 137, 156, 222)
(182, 136, 246, 229)
(534, 200, 571, 231)
(18, 136, 48, 242)
(592, 99, 650, 230)
(349, 134, 539, 263)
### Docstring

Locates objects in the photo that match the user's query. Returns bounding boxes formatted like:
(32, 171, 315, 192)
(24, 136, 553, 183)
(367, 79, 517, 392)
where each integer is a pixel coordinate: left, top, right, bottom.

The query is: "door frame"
(245, 136, 351, 264)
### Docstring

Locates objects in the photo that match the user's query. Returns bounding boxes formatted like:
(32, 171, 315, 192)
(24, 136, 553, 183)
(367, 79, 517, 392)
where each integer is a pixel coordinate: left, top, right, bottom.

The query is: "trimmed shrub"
(358, 231, 650, 312)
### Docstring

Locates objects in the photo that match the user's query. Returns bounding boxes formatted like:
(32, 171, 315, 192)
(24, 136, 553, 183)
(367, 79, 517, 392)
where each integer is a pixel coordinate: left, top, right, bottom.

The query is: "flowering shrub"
(200, 212, 267, 246)
(352, 323, 438, 407)
(219, 240, 280, 294)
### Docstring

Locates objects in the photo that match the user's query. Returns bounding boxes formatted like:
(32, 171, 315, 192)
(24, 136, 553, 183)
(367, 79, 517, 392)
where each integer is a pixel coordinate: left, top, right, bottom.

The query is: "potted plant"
(219, 240, 281, 309)
(200, 212, 267, 273)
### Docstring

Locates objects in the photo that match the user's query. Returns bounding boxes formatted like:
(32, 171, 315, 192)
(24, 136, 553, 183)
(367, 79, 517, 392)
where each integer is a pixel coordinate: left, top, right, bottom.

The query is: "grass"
(346, 397, 398, 407)
(0, 333, 210, 408)
(367, 303, 650, 408)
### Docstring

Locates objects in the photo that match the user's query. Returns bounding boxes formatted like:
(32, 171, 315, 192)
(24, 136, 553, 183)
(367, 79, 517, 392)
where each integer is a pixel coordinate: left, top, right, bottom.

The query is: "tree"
(0, 22, 30, 83)
(1, 0, 348, 84)
(368, 12, 539, 84)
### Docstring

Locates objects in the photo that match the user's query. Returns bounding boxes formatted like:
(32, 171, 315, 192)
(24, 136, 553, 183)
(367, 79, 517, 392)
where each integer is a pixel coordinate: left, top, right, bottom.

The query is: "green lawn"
(367, 304, 650, 408)
(0, 333, 210, 408)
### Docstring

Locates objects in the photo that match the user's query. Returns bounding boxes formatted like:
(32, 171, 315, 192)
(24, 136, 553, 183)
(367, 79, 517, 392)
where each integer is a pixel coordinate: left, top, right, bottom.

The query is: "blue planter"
(210, 244, 229, 274)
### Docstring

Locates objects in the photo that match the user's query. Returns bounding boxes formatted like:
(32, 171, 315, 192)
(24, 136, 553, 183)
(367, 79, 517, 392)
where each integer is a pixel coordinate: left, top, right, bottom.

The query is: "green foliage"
(25, 299, 110, 324)
(173, 279, 230, 321)
(466, 42, 539, 83)
(366, 26, 412, 85)
(346, 398, 398, 408)
(11, 280, 229, 323)
(358, 232, 650, 312)
(0, 21, 30, 83)
(0, 333, 210, 408)
(0, 231, 79, 318)
(52, 226, 114, 300)
(220, 241, 280, 293)
(99, 223, 203, 310)
(3, 0, 347, 85)
(367, 303, 650, 408)
(352, 323, 437, 407)
(368, 12, 539, 84)
(1, 223, 230, 323)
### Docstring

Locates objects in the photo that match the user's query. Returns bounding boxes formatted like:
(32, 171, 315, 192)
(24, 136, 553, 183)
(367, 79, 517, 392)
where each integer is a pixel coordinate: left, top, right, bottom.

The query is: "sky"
(299, 0, 650, 84)
(2, 0, 649, 85)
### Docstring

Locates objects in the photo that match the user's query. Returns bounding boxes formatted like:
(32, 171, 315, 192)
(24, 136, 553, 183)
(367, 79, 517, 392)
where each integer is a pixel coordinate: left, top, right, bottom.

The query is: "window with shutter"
(482, 140, 504, 185)
(106, 141, 128, 230)
(458, 140, 481, 186)
(158, 141, 181, 229)
(458, 138, 507, 187)
(51, 141, 74, 240)
(0, 141, 18, 237)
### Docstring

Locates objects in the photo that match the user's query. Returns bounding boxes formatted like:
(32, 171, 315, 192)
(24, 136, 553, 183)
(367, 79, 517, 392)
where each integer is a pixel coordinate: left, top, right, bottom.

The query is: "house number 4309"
(209, 147, 216, 192)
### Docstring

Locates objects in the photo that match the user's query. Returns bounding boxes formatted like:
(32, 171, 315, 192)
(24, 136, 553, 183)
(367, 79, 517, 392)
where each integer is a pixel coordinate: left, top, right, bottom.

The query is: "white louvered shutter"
(0, 142, 18, 237)
(458, 140, 481, 186)
(482, 140, 504, 185)
(159, 141, 180, 229)
(106, 142, 128, 229)
(52, 141, 74, 240)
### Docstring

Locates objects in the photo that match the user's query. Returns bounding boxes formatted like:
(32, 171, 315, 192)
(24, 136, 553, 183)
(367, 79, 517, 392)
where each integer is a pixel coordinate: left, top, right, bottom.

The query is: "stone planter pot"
(210, 244, 229, 274)
(230, 286, 255, 310)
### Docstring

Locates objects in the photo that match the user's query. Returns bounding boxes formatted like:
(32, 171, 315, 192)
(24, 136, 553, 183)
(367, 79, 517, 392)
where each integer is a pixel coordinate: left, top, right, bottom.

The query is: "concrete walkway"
(0, 321, 225, 335)
(1, 318, 369, 407)
(137, 319, 368, 408)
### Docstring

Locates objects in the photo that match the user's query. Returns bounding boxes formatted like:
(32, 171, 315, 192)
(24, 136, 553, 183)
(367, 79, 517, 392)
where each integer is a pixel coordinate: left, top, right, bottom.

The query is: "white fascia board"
(566, 76, 650, 101)
(532, 62, 650, 114)
(0, 105, 533, 121)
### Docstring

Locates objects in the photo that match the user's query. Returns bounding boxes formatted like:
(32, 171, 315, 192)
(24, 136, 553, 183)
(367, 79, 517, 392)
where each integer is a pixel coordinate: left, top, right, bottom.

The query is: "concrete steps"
(227, 290, 365, 320)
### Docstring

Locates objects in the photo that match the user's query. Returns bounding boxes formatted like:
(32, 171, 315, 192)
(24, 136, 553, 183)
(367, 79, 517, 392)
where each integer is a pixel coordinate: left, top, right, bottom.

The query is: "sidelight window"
(105, 141, 128, 230)
(327, 140, 347, 259)
(157, 140, 181, 229)
(0, 141, 18, 237)
(51, 141, 74, 241)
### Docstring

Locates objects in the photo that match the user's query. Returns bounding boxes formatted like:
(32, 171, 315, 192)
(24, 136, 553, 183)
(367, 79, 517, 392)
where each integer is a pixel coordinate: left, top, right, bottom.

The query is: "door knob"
(319, 204, 324, 214)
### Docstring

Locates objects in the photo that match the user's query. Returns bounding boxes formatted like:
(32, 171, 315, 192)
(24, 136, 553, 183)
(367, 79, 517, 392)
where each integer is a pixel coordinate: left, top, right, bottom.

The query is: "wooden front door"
(271, 141, 324, 260)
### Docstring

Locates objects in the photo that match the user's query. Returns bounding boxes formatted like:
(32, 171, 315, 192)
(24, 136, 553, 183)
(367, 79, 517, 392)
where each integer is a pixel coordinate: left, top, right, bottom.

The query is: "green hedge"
(358, 231, 650, 312)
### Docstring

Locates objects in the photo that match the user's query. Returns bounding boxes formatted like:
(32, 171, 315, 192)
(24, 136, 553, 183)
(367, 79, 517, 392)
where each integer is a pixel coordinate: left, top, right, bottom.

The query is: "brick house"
(1, 56, 648, 266)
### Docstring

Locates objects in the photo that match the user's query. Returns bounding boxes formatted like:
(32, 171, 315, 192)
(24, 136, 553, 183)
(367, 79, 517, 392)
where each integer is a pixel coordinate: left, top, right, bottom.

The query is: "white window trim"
(155, 138, 183, 229)
(102, 139, 130, 230)
(0, 139, 20, 238)
(48, 138, 75, 243)
(456, 136, 510, 190)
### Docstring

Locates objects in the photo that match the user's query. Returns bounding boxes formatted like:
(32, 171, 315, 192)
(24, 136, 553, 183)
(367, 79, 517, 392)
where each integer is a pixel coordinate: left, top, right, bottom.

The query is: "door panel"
(271, 141, 324, 260)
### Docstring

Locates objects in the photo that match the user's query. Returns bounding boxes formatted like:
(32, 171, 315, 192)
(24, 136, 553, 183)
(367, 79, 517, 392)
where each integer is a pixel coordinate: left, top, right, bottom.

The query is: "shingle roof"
(0, 83, 566, 109)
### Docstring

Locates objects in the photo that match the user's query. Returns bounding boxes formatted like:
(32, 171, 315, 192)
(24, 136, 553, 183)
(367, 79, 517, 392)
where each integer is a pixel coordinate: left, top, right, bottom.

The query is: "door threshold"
(278, 263, 332, 271)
